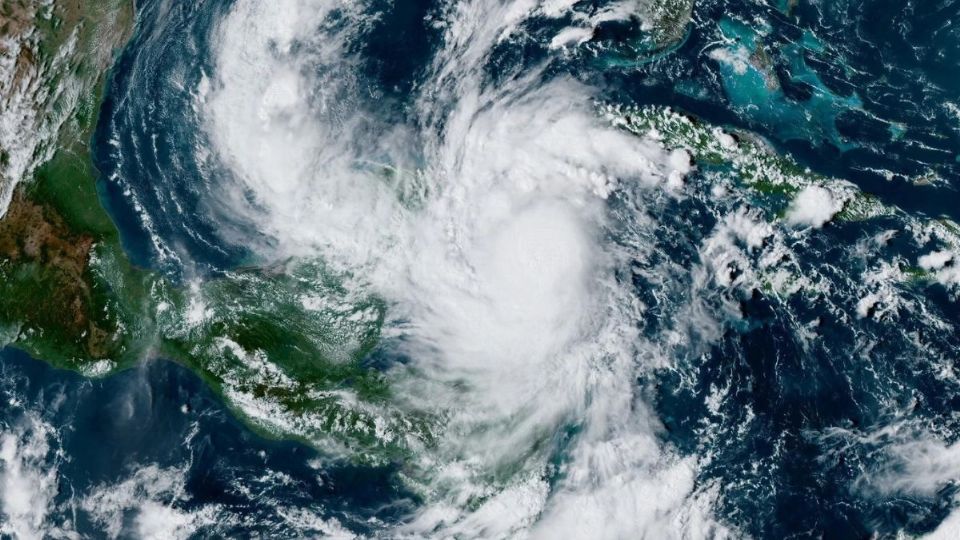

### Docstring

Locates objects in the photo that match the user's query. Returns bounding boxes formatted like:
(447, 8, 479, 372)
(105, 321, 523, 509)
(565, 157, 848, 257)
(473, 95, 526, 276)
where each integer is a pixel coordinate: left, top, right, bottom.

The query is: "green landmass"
(2, 0, 956, 465)
(0, 0, 434, 463)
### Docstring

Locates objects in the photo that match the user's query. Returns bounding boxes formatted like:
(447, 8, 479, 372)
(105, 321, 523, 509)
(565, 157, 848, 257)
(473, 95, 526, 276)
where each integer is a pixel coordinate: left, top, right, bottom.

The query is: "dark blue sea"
(3, 0, 960, 537)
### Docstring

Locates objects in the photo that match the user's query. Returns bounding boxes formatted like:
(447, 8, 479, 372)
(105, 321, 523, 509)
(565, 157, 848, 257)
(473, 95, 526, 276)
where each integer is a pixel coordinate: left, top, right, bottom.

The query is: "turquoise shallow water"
(5, 0, 960, 537)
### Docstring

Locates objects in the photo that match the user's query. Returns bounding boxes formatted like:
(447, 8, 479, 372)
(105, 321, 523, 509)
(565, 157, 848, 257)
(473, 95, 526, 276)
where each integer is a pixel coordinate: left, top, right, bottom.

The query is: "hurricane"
(2, 0, 960, 537)
(192, 1, 716, 535)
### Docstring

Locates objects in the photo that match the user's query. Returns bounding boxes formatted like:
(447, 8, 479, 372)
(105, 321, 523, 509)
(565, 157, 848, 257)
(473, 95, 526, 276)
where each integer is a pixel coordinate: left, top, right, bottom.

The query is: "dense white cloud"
(201, 0, 732, 536)
(786, 185, 844, 228)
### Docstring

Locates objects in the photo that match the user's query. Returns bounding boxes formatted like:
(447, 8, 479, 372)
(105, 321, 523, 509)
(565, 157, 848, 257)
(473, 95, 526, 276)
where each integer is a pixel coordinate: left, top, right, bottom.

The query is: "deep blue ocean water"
(0, 348, 414, 536)
(93, 0, 960, 273)
(5, 0, 960, 537)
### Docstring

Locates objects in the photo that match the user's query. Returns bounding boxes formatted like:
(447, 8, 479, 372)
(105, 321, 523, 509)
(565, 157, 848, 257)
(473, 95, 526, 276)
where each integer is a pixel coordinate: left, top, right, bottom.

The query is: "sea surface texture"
(2, 0, 960, 537)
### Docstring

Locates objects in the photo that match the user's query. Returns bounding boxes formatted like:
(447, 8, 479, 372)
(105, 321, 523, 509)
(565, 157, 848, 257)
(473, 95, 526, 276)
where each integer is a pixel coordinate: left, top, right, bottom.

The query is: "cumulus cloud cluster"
(200, 0, 731, 536)
(786, 185, 844, 228)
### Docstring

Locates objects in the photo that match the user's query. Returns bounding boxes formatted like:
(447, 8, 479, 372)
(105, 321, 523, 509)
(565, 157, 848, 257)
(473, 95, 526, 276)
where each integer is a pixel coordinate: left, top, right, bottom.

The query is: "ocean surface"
(4, 0, 960, 537)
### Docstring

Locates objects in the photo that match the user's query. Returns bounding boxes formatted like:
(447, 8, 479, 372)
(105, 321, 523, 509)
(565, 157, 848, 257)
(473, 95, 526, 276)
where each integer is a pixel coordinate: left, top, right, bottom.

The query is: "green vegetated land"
(0, 1, 430, 460)
(3, 0, 949, 460)
(0, 0, 144, 368)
